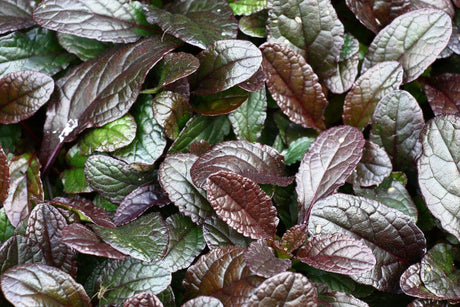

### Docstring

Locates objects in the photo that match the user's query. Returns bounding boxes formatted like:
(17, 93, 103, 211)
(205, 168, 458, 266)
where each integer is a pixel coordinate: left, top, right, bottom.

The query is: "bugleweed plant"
(0, 0, 459, 306)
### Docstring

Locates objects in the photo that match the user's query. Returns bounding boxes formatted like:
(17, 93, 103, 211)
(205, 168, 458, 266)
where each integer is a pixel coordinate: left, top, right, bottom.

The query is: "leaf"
(421, 73, 460, 116)
(191, 40, 262, 96)
(124, 292, 164, 307)
(92, 258, 171, 307)
(0, 124, 21, 153)
(239, 10, 267, 38)
(342, 61, 403, 130)
(400, 263, 443, 300)
(295, 125, 365, 223)
(182, 296, 223, 307)
(114, 183, 169, 226)
(244, 239, 291, 278)
(77, 114, 137, 155)
(57, 33, 112, 61)
(362, 9, 452, 83)
(3, 153, 44, 227)
(281, 136, 315, 166)
(297, 233, 376, 275)
(163, 213, 206, 272)
(0, 70, 54, 124)
(84, 155, 152, 204)
(183, 246, 265, 305)
(158, 153, 213, 224)
(247, 272, 317, 306)
(190, 86, 250, 115)
(228, 0, 267, 15)
(0, 235, 46, 274)
(0, 0, 36, 34)
(92, 212, 168, 262)
(145, 0, 238, 49)
(169, 115, 231, 153)
(316, 284, 369, 307)
(370, 90, 424, 171)
(191, 140, 292, 188)
(309, 193, 426, 292)
(354, 177, 419, 223)
(228, 88, 267, 142)
(280, 224, 308, 253)
(40, 35, 179, 172)
(0, 146, 8, 204)
(33, 0, 156, 43)
(206, 171, 279, 240)
(0, 208, 14, 243)
(0, 27, 74, 78)
(62, 145, 93, 194)
(267, 0, 344, 79)
(0, 263, 91, 307)
(62, 224, 128, 260)
(113, 95, 167, 168)
(202, 216, 252, 249)
(25, 203, 75, 273)
(420, 243, 460, 300)
(347, 141, 392, 187)
(417, 115, 460, 241)
(260, 42, 328, 130)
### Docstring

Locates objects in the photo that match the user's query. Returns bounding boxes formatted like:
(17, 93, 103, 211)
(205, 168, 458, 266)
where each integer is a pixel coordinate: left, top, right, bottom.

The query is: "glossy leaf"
(0, 70, 54, 124)
(297, 233, 376, 275)
(33, 0, 155, 43)
(281, 136, 315, 166)
(239, 10, 267, 38)
(169, 115, 231, 153)
(158, 153, 213, 224)
(422, 73, 460, 116)
(113, 95, 166, 168)
(202, 216, 252, 249)
(57, 33, 111, 61)
(124, 292, 164, 307)
(244, 239, 291, 278)
(40, 35, 179, 171)
(25, 203, 75, 273)
(192, 40, 262, 96)
(0, 263, 91, 307)
(62, 224, 128, 260)
(93, 258, 171, 307)
(77, 114, 137, 155)
(362, 9, 452, 83)
(228, 0, 267, 15)
(3, 153, 44, 227)
(370, 90, 424, 171)
(280, 224, 308, 253)
(0, 235, 46, 274)
(62, 145, 93, 194)
(247, 272, 317, 306)
(206, 171, 278, 239)
(295, 125, 365, 223)
(267, 0, 344, 79)
(228, 88, 267, 142)
(183, 246, 264, 305)
(92, 212, 168, 262)
(417, 115, 460, 241)
(84, 155, 152, 204)
(0, 27, 74, 78)
(163, 213, 206, 272)
(0, 208, 14, 242)
(309, 193, 426, 292)
(145, 0, 237, 49)
(0, 0, 36, 34)
(261, 42, 328, 130)
(316, 284, 369, 307)
(347, 141, 392, 187)
(400, 263, 443, 300)
(191, 140, 292, 188)
(0, 146, 8, 204)
(342, 61, 403, 130)
(114, 183, 169, 226)
(190, 86, 249, 115)
(182, 296, 223, 307)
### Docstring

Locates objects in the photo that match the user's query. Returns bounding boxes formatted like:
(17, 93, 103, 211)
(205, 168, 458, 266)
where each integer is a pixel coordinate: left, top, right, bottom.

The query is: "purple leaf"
(260, 42, 328, 130)
(190, 86, 250, 115)
(400, 263, 442, 300)
(295, 125, 365, 223)
(280, 224, 308, 254)
(202, 216, 252, 250)
(0, 146, 8, 204)
(238, 66, 266, 92)
(244, 239, 291, 278)
(422, 73, 460, 116)
(124, 292, 164, 307)
(191, 140, 292, 189)
(0, 0, 36, 34)
(182, 296, 223, 307)
(40, 35, 179, 172)
(297, 233, 376, 275)
(206, 171, 279, 240)
(316, 283, 369, 307)
(0, 235, 46, 273)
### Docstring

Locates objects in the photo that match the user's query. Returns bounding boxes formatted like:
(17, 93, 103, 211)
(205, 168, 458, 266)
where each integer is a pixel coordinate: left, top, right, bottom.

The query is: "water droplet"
(295, 16, 301, 23)
(338, 137, 345, 144)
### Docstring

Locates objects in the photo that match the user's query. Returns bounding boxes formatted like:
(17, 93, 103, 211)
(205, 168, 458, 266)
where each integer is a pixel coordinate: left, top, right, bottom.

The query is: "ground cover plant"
(0, 0, 459, 305)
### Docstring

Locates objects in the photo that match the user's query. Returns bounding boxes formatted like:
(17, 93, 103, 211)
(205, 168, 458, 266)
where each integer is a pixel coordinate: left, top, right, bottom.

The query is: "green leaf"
(163, 213, 206, 272)
(228, 0, 267, 15)
(92, 212, 168, 262)
(169, 115, 231, 153)
(202, 216, 252, 249)
(0, 27, 75, 78)
(417, 115, 460, 241)
(78, 114, 137, 155)
(228, 88, 267, 142)
(0, 208, 14, 243)
(57, 33, 112, 61)
(267, 0, 344, 79)
(0, 263, 91, 307)
(239, 10, 267, 38)
(113, 95, 166, 168)
(0, 124, 21, 153)
(0, 235, 46, 274)
(0, 0, 36, 35)
(33, 0, 156, 43)
(62, 145, 92, 194)
(84, 155, 152, 204)
(281, 136, 315, 165)
(362, 9, 452, 83)
(190, 86, 250, 115)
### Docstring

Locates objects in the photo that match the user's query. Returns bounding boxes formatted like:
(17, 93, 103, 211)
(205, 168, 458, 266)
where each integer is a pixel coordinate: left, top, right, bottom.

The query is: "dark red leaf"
(0, 146, 8, 203)
(124, 292, 163, 307)
(0, 0, 36, 34)
(238, 66, 266, 92)
(182, 296, 223, 307)
(421, 73, 460, 116)
(400, 263, 441, 300)
(244, 239, 291, 278)
(0, 235, 46, 274)
(280, 224, 308, 253)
